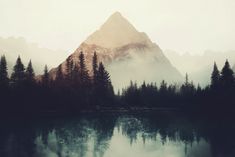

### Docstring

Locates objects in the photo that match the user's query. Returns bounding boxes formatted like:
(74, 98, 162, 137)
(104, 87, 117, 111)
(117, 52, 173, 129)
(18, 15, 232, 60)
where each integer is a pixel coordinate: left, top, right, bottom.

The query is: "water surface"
(0, 112, 234, 157)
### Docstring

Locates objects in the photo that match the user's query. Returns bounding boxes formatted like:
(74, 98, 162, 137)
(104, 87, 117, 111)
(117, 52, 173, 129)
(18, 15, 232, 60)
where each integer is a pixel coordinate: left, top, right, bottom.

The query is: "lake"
(0, 112, 234, 157)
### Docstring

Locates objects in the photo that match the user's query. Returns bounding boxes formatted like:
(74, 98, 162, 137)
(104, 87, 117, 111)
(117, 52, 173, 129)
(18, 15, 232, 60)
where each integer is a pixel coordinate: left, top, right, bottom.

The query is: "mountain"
(48, 12, 183, 89)
(85, 12, 153, 48)
(0, 37, 67, 74)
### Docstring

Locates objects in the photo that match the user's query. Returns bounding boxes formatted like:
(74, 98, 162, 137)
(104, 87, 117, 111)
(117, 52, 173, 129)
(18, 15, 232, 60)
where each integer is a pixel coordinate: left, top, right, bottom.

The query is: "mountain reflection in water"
(0, 112, 234, 157)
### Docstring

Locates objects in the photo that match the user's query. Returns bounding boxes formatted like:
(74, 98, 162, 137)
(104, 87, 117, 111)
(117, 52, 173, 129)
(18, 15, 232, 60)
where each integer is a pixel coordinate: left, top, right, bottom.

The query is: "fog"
(0, 0, 235, 54)
(0, 37, 68, 74)
(165, 50, 235, 86)
(1, 36, 235, 89)
(107, 49, 182, 91)
(1, 0, 235, 89)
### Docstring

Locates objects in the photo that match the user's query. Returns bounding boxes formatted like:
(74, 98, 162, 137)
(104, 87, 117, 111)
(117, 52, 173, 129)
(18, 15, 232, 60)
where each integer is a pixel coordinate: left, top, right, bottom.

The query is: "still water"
(0, 112, 234, 157)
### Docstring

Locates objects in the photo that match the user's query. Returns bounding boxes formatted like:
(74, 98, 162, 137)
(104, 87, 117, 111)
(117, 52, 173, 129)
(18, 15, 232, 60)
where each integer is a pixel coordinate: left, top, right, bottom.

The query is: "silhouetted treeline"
(0, 52, 114, 114)
(121, 60, 235, 112)
(1, 52, 235, 114)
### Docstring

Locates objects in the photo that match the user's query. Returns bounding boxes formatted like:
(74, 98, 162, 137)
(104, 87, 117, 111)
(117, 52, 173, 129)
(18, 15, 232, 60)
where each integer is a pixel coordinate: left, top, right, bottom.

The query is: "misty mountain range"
(0, 12, 234, 89)
(46, 12, 182, 90)
(0, 36, 68, 74)
(165, 50, 235, 86)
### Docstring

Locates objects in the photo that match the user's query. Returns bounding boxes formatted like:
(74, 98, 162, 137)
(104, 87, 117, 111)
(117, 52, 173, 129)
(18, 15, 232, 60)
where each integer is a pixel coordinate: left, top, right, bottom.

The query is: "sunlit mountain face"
(47, 12, 182, 90)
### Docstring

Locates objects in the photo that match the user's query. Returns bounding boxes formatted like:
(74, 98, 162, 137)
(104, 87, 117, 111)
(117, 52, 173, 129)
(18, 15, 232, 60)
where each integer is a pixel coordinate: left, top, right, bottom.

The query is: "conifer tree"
(211, 62, 220, 88)
(25, 60, 35, 83)
(159, 80, 167, 93)
(185, 73, 189, 86)
(42, 65, 49, 86)
(11, 56, 25, 85)
(0, 55, 9, 88)
(141, 81, 146, 89)
(97, 62, 114, 98)
(180, 74, 195, 96)
(92, 52, 98, 84)
(97, 62, 111, 88)
(220, 60, 234, 88)
(65, 58, 73, 81)
(79, 51, 90, 86)
(71, 64, 80, 85)
(56, 64, 64, 82)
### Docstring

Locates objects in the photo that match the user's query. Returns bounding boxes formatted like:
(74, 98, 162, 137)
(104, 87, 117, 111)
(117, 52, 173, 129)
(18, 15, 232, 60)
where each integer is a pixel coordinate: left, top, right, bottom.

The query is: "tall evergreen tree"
(159, 80, 167, 93)
(0, 55, 9, 88)
(79, 51, 90, 86)
(185, 73, 189, 86)
(220, 60, 234, 88)
(97, 62, 111, 88)
(180, 74, 196, 96)
(71, 64, 80, 85)
(211, 62, 220, 88)
(97, 62, 114, 97)
(92, 52, 98, 84)
(56, 64, 64, 82)
(11, 56, 25, 86)
(42, 65, 49, 86)
(65, 58, 73, 81)
(25, 60, 35, 83)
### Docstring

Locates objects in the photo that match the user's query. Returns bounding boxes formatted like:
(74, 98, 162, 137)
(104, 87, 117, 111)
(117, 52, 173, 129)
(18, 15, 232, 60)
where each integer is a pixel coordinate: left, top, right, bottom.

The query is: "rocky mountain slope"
(48, 12, 183, 88)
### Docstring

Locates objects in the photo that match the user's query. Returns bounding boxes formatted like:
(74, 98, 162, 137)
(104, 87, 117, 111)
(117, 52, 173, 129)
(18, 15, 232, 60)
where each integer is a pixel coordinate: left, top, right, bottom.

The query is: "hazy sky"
(0, 0, 234, 54)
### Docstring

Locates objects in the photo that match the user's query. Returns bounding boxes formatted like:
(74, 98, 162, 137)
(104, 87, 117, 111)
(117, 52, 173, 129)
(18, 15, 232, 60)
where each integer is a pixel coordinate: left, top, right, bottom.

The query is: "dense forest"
(0, 52, 114, 114)
(121, 60, 235, 112)
(0, 51, 235, 115)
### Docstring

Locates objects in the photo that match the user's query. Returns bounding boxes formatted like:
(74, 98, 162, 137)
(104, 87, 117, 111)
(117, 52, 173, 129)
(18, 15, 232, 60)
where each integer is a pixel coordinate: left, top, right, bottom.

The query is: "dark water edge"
(0, 105, 234, 120)
(0, 109, 235, 157)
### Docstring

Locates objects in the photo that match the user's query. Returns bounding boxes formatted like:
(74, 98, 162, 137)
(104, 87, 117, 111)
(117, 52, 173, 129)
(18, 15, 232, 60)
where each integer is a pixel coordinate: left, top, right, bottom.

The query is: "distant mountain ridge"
(164, 50, 235, 86)
(0, 37, 67, 74)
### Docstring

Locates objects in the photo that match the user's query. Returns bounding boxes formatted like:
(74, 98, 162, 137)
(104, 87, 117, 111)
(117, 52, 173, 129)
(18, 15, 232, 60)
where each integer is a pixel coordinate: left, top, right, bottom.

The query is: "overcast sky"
(0, 0, 234, 54)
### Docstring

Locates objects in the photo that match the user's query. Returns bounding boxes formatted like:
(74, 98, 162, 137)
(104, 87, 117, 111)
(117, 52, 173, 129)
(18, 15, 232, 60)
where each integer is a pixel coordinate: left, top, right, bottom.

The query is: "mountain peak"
(84, 12, 152, 48)
(109, 11, 123, 19)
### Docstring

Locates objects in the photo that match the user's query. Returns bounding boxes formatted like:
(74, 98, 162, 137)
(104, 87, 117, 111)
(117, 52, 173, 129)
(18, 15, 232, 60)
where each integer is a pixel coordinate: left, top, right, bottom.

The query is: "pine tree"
(180, 74, 195, 96)
(42, 65, 49, 86)
(97, 62, 114, 99)
(97, 62, 111, 89)
(71, 64, 80, 85)
(211, 62, 220, 88)
(0, 55, 9, 88)
(56, 64, 64, 82)
(25, 60, 35, 83)
(159, 80, 167, 93)
(65, 57, 73, 81)
(11, 56, 25, 86)
(220, 59, 234, 88)
(141, 81, 146, 89)
(185, 73, 189, 86)
(92, 52, 98, 84)
(79, 51, 90, 86)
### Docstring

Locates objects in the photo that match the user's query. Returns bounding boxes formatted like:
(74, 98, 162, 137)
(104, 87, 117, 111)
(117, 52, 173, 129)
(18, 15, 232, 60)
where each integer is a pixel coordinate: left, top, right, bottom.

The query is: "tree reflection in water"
(0, 113, 235, 157)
